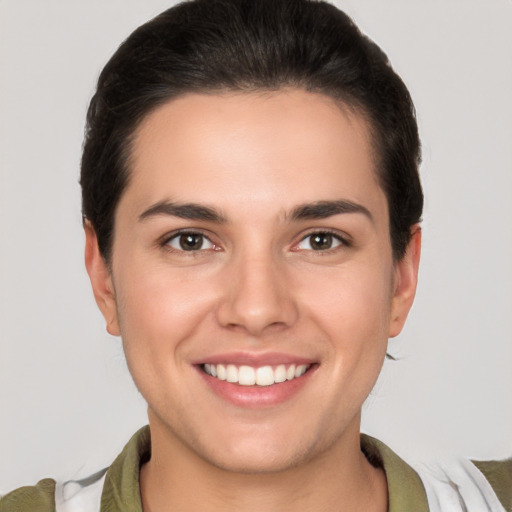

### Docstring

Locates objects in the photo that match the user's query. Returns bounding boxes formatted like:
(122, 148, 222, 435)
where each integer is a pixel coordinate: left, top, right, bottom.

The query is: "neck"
(140, 418, 388, 512)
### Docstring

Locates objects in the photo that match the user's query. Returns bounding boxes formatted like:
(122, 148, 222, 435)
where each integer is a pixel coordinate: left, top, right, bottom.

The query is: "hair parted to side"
(81, 0, 423, 263)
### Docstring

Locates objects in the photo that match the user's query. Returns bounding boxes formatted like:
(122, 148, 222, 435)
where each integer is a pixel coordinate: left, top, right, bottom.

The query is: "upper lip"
(193, 352, 316, 367)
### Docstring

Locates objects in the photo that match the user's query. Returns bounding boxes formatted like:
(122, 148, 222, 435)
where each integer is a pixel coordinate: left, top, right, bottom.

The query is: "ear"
(84, 222, 120, 336)
(388, 225, 421, 338)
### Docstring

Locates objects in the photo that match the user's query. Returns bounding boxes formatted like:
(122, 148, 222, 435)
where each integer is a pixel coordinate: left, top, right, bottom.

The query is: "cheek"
(112, 262, 224, 407)
(113, 261, 220, 358)
(297, 263, 394, 341)
(295, 260, 393, 401)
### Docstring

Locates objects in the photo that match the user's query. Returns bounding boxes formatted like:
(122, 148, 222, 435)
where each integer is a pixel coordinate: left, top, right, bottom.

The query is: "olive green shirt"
(1, 427, 510, 511)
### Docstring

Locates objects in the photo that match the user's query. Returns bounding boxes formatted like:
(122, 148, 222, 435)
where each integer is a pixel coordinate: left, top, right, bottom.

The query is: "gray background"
(1, 0, 511, 492)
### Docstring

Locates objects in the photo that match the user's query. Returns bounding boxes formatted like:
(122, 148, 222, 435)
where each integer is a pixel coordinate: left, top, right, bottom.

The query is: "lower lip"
(197, 365, 317, 409)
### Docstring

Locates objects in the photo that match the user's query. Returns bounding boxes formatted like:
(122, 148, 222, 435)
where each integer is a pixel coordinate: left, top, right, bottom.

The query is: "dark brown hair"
(81, 0, 422, 262)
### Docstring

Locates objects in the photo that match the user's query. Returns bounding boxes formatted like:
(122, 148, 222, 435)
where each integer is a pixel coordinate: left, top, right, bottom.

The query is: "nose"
(216, 251, 299, 337)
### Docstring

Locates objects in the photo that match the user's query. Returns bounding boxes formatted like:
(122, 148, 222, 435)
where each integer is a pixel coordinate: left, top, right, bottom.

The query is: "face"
(86, 90, 420, 473)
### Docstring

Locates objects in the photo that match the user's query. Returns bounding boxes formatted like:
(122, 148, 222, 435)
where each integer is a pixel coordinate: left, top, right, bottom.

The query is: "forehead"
(123, 89, 384, 221)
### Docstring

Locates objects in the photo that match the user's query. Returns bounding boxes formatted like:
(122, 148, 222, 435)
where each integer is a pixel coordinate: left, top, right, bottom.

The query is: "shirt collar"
(361, 434, 429, 512)
(101, 426, 429, 512)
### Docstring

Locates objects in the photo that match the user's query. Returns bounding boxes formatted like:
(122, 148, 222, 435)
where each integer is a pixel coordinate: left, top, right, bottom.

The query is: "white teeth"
(255, 366, 274, 386)
(226, 364, 238, 383)
(274, 364, 287, 383)
(238, 366, 255, 386)
(216, 364, 227, 380)
(295, 364, 308, 378)
(203, 363, 311, 386)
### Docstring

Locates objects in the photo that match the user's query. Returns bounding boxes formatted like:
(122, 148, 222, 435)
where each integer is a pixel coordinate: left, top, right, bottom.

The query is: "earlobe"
(388, 225, 422, 338)
(84, 222, 120, 336)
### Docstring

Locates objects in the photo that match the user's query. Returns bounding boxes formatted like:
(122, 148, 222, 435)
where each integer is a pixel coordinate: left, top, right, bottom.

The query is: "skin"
(85, 89, 421, 512)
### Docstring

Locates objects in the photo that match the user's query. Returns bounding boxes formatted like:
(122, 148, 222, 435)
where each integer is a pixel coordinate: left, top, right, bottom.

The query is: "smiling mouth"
(202, 363, 312, 386)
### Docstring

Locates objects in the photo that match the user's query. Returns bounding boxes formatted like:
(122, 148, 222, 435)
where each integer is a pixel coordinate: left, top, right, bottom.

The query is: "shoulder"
(0, 478, 56, 512)
(472, 457, 512, 512)
(0, 470, 107, 512)
(415, 457, 512, 512)
(0, 427, 149, 512)
(362, 434, 512, 512)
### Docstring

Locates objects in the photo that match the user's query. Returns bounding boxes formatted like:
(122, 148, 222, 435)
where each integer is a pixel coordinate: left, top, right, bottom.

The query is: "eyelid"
(157, 227, 351, 253)
(160, 229, 219, 252)
(291, 229, 351, 251)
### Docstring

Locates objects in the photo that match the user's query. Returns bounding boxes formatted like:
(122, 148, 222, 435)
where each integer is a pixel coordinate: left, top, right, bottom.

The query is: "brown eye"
(310, 233, 334, 250)
(166, 232, 214, 251)
(296, 232, 344, 251)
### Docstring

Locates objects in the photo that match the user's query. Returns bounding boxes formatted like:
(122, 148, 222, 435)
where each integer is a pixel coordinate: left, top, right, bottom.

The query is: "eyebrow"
(139, 201, 227, 223)
(138, 199, 372, 224)
(289, 200, 373, 223)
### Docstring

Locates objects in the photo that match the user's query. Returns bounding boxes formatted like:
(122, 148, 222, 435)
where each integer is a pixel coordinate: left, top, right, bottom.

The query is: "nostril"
(216, 295, 299, 335)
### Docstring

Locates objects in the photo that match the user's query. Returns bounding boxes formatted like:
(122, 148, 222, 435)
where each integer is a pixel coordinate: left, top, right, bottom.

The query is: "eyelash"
(293, 229, 351, 253)
(160, 230, 218, 254)
(160, 229, 350, 254)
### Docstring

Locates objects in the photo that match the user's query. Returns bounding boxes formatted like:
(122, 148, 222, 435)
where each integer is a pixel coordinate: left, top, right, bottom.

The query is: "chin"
(201, 443, 308, 475)
(187, 421, 329, 475)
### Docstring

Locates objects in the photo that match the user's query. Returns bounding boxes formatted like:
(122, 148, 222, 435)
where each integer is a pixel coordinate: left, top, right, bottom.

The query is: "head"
(81, 0, 422, 264)
(82, 0, 423, 474)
